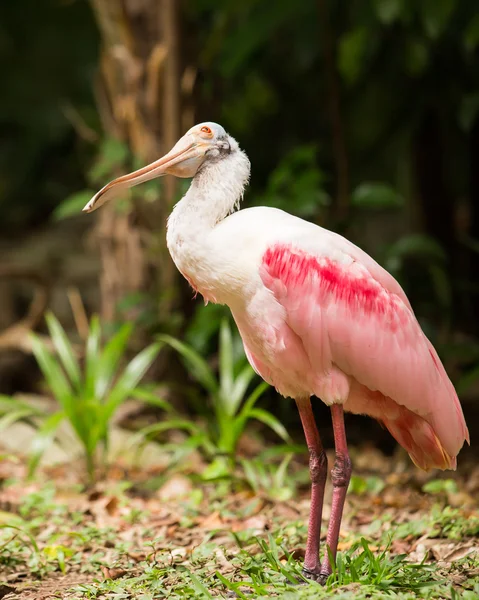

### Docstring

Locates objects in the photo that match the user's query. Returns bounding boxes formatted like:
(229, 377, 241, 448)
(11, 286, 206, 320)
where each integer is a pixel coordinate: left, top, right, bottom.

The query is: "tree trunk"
(88, 0, 183, 325)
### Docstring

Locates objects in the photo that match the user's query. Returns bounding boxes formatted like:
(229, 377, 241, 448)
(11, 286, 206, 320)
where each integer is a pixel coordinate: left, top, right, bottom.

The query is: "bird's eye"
(200, 126, 212, 135)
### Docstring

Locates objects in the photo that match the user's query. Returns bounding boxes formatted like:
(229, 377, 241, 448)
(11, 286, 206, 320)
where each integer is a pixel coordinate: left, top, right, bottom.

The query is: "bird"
(84, 122, 469, 583)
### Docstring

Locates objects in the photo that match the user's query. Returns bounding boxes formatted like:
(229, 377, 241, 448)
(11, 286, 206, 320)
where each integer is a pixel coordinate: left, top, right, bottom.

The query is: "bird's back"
(215, 207, 469, 470)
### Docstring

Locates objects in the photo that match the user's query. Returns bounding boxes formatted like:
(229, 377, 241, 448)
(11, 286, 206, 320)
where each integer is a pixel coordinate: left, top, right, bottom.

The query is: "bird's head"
(83, 122, 235, 213)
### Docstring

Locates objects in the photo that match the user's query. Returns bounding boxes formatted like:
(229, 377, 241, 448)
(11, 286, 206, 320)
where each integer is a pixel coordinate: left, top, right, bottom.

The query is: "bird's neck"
(167, 149, 250, 240)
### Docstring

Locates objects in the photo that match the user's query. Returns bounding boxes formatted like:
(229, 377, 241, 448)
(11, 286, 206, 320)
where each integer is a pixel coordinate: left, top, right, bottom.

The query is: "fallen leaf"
(127, 551, 147, 562)
(443, 545, 478, 563)
(215, 548, 235, 572)
(198, 510, 224, 530)
(0, 584, 15, 599)
(101, 566, 127, 580)
(157, 475, 193, 500)
(409, 543, 429, 563)
(105, 496, 119, 516)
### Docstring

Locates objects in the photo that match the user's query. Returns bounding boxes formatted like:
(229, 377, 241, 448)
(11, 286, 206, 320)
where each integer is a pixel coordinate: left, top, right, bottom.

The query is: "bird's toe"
(301, 567, 323, 584)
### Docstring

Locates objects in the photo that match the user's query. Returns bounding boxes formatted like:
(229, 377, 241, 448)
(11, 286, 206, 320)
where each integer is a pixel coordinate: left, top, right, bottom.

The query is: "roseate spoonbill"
(84, 122, 469, 582)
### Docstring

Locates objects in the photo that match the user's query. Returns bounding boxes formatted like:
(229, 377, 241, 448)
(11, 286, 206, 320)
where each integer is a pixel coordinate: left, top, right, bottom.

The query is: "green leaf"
(338, 28, 369, 86)
(102, 343, 161, 423)
(30, 334, 74, 410)
(216, 571, 248, 600)
(126, 419, 205, 454)
(130, 388, 172, 412)
(28, 412, 65, 478)
(201, 456, 231, 480)
(456, 364, 479, 396)
(0, 524, 39, 553)
(247, 408, 290, 442)
(458, 93, 479, 132)
(464, 14, 479, 53)
(385, 234, 447, 272)
(229, 364, 256, 416)
(0, 408, 37, 432)
(419, 0, 455, 39)
(219, 320, 234, 409)
(45, 313, 81, 391)
(373, 0, 403, 25)
(52, 190, 96, 221)
(351, 182, 403, 210)
(84, 315, 101, 398)
(158, 335, 218, 395)
(186, 570, 214, 599)
(95, 322, 133, 399)
(238, 382, 270, 418)
(88, 138, 129, 183)
(403, 37, 429, 76)
(422, 479, 458, 494)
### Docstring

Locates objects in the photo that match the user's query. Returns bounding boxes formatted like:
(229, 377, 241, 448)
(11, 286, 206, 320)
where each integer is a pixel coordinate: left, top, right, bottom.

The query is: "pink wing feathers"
(260, 243, 469, 470)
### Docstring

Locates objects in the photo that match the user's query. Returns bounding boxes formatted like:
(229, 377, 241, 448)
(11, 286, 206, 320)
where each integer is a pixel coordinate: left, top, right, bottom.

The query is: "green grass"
(0, 464, 477, 600)
(0, 313, 164, 484)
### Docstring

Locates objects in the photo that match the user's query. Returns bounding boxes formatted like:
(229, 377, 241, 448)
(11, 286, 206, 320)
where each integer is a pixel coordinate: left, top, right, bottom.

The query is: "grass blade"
(131, 387, 172, 412)
(95, 322, 133, 399)
(239, 381, 269, 417)
(30, 334, 74, 409)
(45, 312, 81, 391)
(216, 572, 248, 600)
(186, 570, 213, 598)
(219, 319, 234, 408)
(247, 408, 291, 442)
(0, 408, 37, 432)
(84, 315, 101, 398)
(102, 342, 160, 422)
(158, 335, 218, 395)
(228, 363, 256, 416)
(28, 411, 65, 478)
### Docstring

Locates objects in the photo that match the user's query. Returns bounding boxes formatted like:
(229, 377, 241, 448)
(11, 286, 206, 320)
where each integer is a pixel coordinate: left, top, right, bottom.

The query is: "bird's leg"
(319, 404, 351, 582)
(295, 398, 328, 581)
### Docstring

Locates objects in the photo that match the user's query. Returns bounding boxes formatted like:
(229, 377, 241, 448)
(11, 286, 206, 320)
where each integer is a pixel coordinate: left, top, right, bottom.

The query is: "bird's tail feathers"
(381, 412, 456, 471)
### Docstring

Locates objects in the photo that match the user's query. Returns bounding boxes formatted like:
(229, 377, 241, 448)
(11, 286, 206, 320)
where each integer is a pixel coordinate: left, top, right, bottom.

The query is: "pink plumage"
(86, 121, 469, 583)
(258, 244, 468, 471)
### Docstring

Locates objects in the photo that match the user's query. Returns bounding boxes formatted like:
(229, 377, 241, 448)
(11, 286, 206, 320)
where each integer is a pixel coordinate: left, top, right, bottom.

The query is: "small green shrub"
(135, 320, 290, 479)
(23, 312, 162, 483)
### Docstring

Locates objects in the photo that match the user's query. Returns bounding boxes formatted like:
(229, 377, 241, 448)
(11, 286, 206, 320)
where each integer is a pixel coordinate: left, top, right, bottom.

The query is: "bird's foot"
(301, 567, 330, 585)
(301, 567, 324, 584)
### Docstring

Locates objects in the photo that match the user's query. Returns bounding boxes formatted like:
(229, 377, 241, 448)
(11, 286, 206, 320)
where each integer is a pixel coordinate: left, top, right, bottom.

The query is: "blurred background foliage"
(1, 0, 479, 460)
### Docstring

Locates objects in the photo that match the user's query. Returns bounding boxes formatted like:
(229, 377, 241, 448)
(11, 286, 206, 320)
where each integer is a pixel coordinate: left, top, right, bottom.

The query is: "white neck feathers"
(167, 139, 250, 237)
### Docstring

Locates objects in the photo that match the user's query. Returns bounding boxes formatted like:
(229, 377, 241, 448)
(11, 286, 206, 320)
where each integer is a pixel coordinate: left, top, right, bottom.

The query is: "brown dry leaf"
(391, 539, 412, 555)
(0, 584, 15, 599)
(198, 510, 225, 530)
(127, 551, 147, 562)
(101, 566, 128, 580)
(149, 513, 180, 527)
(157, 475, 193, 501)
(276, 501, 302, 519)
(87, 489, 103, 502)
(448, 491, 476, 508)
(215, 548, 235, 573)
(354, 511, 374, 526)
(105, 496, 119, 516)
(230, 514, 269, 534)
(444, 545, 478, 562)
(431, 543, 478, 563)
(353, 445, 390, 473)
(281, 547, 305, 561)
(409, 543, 429, 563)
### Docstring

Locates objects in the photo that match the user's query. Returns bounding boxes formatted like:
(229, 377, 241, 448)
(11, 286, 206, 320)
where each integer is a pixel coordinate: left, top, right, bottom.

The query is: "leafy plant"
(136, 320, 290, 479)
(239, 453, 295, 501)
(328, 537, 439, 590)
(25, 312, 163, 483)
